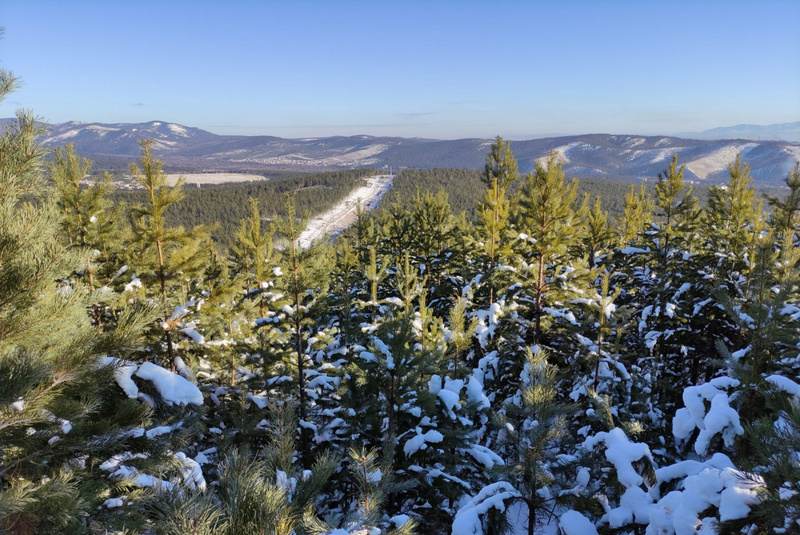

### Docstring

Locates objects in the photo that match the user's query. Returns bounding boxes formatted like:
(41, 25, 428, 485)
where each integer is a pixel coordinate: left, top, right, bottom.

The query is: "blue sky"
(1, 0, 798, 139)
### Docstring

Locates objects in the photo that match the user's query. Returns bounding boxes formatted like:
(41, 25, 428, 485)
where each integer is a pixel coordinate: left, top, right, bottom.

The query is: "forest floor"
(297, 174, 394, 248)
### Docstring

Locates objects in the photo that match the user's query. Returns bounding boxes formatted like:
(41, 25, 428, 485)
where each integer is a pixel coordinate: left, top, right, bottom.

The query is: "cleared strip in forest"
(164, 173, 266, 186)
(297, 174, 393, 248)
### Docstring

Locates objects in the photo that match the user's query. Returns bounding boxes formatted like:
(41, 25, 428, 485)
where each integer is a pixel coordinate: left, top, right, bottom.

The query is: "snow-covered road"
(296, 174, 394, 248)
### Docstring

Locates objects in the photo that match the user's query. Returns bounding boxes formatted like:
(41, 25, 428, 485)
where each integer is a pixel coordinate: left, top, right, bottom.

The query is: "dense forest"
(108, 166, 787, 254)
(107, 168, 378, 249)
(2, 68, 800, 535)
(382, 168, 646, 218)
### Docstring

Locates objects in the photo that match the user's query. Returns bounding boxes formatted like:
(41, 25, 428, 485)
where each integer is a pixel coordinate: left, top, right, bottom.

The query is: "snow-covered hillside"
(16, 118, 799, 184)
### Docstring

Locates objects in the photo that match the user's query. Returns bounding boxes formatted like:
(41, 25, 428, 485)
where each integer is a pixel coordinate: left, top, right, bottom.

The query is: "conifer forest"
(2, 70, 800, 535)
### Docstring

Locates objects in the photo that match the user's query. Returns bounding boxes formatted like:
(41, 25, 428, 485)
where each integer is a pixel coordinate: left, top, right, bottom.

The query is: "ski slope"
(297, 174, 394, 248)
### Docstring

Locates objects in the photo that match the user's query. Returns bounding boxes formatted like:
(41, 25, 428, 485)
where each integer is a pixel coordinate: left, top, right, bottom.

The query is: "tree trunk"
(533, 254, 546, 346)
(156, 240, 175, 370)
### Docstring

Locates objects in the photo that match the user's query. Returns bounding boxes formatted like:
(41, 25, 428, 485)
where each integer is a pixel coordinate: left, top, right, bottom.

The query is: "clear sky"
(1, 0, 798, 139)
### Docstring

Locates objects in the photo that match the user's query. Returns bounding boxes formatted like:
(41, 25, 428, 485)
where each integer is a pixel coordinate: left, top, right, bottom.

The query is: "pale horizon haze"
(1, 0, 798, 140)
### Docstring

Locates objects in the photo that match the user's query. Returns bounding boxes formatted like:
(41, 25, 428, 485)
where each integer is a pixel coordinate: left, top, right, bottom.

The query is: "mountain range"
(10, 119, 800, 186)
(677, 121, 800, 143)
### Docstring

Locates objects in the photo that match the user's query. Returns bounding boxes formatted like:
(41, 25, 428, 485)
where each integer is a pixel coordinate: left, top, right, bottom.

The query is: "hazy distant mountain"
(13, 119, 800, 186)
(677, 122, 800, 143)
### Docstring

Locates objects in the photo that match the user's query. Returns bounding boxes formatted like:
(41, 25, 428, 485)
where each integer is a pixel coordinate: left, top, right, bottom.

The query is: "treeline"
(3, 81, 800, 535)
(108, 168, 377, 248)
(382, 168, 646, 218)
(104, 165, 787, 254)
(384, 168, 786, 220)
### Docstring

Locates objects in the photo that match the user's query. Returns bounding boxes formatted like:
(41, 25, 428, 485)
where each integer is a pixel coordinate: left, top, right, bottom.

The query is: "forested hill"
(17, 118, 800, 185)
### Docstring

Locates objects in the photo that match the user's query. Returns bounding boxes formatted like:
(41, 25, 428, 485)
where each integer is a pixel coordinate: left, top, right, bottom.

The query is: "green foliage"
(500, 348, 572, 535)
(478, 137, 520, 305)
(578, 195, 613, 268)
(0, 68, 166, 535)
(144, 487, 226, 535)
(231, 197, 275, 293)
(272, 192, 332, 465)
(110, 168, 377, 249)
(721, 392, 800, 534)
(126, 139, 216, 367)
(706, 153, 760, 275)
(653, 154, 701, 264)
(766, 161, 800, 240)
(513, 151, 583, 345)
(306, 448, 417, 535)
(3, 66, 800, 535)
(617, 182, 654, 246)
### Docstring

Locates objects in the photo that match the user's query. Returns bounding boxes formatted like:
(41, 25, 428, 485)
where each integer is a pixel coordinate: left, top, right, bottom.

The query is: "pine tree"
(578, 195, 613, 270)
(363, 244, 390, 323)
(272, 192, 330, 466)
(230, 197, 279, 386)
(0, 77, 104, 533)
(305, 447, 416, 535)
(636, 154, 705, 421)
(48, 145, 127, 338)
(616, 183, 653, 248)
(379, 197, 415, 265)
(49, 145, 121, 288)
(0, 69, 173, 535)
(445, 296, 477, 379)
(127, 139, 214, 368)
(513, 151, 582, 346)
(705, 153, 759, 279)
(652, 154, 700, 270)
(766, 162, 800, 244)
(143, 486, 226, 535)
(722, 387, 800, 533)
(500, 348, 572, 535)
(231, 197, 275, 300)
(328, 238, 366, 347)
(717, 232, 800, 421)
(478, 136, 520, 305)
(408, 189, 460, 310)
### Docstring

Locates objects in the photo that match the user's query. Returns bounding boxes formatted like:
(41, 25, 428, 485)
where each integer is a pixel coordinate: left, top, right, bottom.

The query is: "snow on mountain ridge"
(167, 123, 190, 137)
(678, 121, 800, 143)
(685, 144, 757, 180)
(16, 119, 799, 185)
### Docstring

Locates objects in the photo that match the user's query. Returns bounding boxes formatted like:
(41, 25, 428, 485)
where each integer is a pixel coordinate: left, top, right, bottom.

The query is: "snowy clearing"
(165, 173, 266, 186)
(297, 174, 394, 248)
(235, 144, 388, 168)
(535, 142, 581, 166)
(685, 143, 757, 179)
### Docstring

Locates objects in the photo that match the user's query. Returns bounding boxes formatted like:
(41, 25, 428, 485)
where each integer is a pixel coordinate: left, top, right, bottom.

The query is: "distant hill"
(8, 119, 800, 186)
(677, 121, 800, 143)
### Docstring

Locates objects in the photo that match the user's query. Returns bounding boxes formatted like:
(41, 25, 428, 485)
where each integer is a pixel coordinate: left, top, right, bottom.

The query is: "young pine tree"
(766, 162, 800, 244)
(578, 195, 613, 270)
(49, 145, 121, 289)
(127, 139, 214, 368)
(513, 151, 583, 347)
(500, 348, 572, 535)
(272, 192, 330, 466)
(478, 136, 520, 305)
(616, 183, 654, 248)
(0, 87, 100, 534)
(638, 154, 705, 419)
(705, 153, 760, 279)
